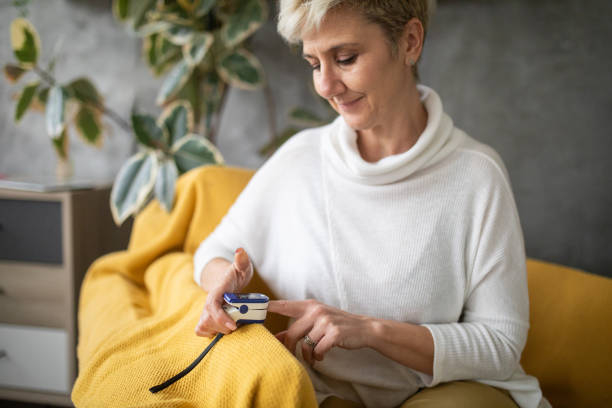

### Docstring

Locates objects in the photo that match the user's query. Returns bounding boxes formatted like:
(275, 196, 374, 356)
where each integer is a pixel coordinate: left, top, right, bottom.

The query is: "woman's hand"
(268, 299, 373, 365)
(195, 248, 253, 337)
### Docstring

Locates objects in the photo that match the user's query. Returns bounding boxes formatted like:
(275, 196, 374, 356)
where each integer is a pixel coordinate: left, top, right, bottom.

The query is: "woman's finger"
(233, 248, 251, 273)
(209, 296, 237, 333)
(312, 332, 335, 362)
(268, 299, 310, 318)
(283, 315, 314, 354)
(275, 330, 288, 343)
(301, 319, 327, 364)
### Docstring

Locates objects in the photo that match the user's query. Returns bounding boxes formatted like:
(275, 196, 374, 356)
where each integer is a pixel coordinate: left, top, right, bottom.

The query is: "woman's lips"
(336, 96, 363, 111)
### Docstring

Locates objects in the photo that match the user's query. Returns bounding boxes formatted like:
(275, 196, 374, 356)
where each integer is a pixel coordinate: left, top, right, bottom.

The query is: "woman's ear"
(400, 17, 425, 67)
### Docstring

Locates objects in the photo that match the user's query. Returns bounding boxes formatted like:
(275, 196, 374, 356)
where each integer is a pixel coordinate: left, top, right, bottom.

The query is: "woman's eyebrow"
(302, 42, 360, 59)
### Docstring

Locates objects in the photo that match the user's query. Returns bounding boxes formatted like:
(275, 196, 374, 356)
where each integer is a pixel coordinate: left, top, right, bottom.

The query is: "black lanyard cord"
(149, 332, 225, 393)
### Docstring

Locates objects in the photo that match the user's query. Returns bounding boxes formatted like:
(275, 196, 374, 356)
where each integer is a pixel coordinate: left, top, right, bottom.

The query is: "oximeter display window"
(224, 293, 269, 303)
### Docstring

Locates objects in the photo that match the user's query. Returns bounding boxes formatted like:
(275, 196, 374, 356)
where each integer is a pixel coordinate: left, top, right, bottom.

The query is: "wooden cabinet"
(0, 187, 131, 406)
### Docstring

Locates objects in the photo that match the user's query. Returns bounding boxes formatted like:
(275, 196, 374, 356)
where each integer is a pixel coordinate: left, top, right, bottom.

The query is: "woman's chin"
(340, 114, 372, 131)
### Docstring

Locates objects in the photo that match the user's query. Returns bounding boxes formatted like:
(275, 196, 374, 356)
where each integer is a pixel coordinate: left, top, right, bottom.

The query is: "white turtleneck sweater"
(194, 86, 549, 408)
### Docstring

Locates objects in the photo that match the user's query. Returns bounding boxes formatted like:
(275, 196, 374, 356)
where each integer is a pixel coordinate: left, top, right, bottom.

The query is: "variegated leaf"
(156, 59, 193, 105)
(75, 105, 103, 146)
(183, 33, 213, 67)
(110, 151, 158, 225)
(45, 86, 67, 138)
(217, 48, 264, 90)
(259, 126, 299, 157)
(288, 107, 326, 127)
(163, 24, 195, 46)
(131, 113, 167, 148)
(4, 63, 28, 83)
(113, 0, 130, 20)
(66, 77, 103, 106)
(137, 21, 172, 37)
(15, 81, 39, 122)
(10, 18, 41, 68)
(195, 0, 216, 17)
(51, 129, 68, 159)
(158, 101, 193, 145)
(154, 157, 178, 212)
(171, 134, 223, 173)
(220, 0, 267, 48)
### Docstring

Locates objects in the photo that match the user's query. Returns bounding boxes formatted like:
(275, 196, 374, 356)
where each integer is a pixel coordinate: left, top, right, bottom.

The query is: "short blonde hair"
(278, 0, 429, 76)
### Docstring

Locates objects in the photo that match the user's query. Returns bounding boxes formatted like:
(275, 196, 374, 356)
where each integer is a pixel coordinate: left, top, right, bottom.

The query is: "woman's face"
(302, 7, 415, 132)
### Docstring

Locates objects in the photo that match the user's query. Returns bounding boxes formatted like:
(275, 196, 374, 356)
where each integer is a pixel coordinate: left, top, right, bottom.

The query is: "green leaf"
(217, 48, 264, 90)
(183, 33, 213, 67)
(143, 34, 158, 67)
(51, 129, 68, 159)
(66, 77, 102, 106)
(75, 105, 103, 146)
(195, 0, 216, 17)
(113, 0, 130, 20)
(158, 101, 193, 145)
(149, 36, 181, 76)
(10, 18, 40, 67)
(201, 73, 224, 132)
(110, 151, 158, 225)
(163, 24, 195, 46)
(154, 157, 178, 212)
(288, 107, 326, 127)
(15, 81, 39, 122)
(177, 0, 196, 13)
(4, 63, 28, 83)
(36, 86, 49, 106)
(131, 113, 166, 148)
(46, 86, 67, 138)
(171, 134, 224, 173)
(156, 59, 193, 105)
(137, 21, 173, 37)
(259, 126, 299, 157)
(131, 0, 156, 29)
(221, 0, 267, 48)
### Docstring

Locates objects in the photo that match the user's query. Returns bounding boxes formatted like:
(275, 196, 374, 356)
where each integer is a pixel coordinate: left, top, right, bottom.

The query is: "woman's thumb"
(233, 248, 251, 273)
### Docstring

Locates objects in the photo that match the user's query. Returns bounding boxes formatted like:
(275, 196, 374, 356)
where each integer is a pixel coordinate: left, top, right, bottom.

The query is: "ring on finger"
(304, 334, 317, 348)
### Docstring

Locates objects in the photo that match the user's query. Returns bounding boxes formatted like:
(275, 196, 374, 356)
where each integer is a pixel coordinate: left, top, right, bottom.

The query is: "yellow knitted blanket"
(72, 166, 317, 407)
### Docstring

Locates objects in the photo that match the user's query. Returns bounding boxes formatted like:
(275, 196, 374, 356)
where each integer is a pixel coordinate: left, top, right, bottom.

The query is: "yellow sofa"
(73, 166, 612, 407)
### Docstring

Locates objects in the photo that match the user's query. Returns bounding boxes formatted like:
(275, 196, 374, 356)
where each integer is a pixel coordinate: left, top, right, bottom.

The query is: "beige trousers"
(321, 381, 518, 408)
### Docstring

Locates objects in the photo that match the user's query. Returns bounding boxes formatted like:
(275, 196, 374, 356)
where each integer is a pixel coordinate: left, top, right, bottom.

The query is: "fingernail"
(225, 322, 236, 331)
(235, 248, 242, 254)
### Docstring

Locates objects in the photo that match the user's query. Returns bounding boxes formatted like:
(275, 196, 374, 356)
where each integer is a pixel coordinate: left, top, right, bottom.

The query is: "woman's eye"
(337, 55, 357, 65)
(310, 64, 320, 71)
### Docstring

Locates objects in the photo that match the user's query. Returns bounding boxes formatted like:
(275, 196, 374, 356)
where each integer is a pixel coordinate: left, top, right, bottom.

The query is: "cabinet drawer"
(0, 324, 69, 393)
(0, 199, 63, 264)
(0, 263, 65, 327)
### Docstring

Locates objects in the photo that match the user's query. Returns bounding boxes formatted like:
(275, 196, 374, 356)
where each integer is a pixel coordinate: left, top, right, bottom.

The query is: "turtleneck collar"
(323, 85, 463, 185)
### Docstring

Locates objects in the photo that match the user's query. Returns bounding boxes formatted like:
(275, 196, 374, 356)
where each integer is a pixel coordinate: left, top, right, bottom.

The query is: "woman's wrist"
(364, 317, 385, 349)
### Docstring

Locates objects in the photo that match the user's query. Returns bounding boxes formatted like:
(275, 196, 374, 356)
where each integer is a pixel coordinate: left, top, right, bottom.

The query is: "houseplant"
(4, 0, 268, 225)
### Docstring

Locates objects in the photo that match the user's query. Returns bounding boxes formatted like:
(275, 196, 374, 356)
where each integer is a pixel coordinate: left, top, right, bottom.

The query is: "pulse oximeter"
(222, 292, 269, 324)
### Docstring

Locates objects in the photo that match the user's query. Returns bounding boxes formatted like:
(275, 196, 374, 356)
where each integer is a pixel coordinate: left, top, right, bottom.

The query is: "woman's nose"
(314, 64, 344, 100)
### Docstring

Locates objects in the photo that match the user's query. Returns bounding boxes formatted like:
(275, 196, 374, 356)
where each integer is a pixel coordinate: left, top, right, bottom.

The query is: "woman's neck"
(357, 86, 428, 163)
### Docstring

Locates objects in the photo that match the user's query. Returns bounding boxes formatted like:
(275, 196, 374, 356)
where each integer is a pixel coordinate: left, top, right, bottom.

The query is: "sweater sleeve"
(421, 159, 529, 386)
(193, 161, 275, 286)
(193, 130, 316, 287)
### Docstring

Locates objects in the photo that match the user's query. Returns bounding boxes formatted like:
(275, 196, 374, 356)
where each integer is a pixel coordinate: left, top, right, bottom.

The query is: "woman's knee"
(401, 381, 518, 408)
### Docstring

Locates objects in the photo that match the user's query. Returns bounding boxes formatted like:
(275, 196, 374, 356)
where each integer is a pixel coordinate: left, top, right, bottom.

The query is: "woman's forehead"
(301, 9, 380, 55)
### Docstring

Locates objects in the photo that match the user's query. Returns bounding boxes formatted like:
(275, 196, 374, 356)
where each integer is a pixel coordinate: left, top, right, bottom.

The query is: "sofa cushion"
(522, 259, 612, 408)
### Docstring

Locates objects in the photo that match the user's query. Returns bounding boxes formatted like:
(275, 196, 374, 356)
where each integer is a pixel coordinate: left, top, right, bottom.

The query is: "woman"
(193, 1, 549, 407)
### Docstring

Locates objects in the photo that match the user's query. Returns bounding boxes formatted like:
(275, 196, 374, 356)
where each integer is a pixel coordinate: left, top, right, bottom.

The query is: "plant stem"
(33, 65, 132, 134)
(209, 84, 228, 145)
(263, 80, 277, 145)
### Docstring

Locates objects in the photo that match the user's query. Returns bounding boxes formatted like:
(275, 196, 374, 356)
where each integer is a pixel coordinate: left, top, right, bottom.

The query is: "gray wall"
(420, 0, 612, 277)
(1, 0, 610, 277)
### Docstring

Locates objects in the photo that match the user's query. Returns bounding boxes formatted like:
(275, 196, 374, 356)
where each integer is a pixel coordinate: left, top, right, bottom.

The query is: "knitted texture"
(194, 86, 547, 408)
(72, 166, 317, 408)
